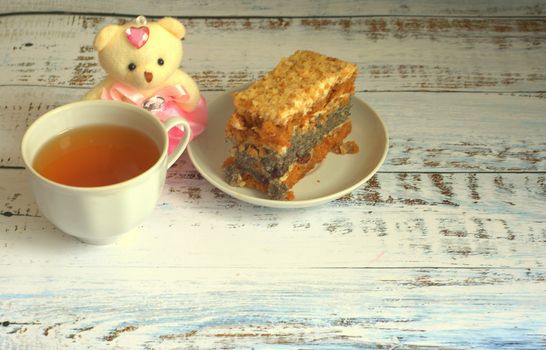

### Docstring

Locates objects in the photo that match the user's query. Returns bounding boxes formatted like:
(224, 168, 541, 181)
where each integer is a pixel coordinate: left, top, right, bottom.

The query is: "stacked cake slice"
(224, 50, 358, 200)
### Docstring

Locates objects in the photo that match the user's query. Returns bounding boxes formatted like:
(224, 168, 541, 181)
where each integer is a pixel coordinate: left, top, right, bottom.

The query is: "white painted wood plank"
(2, 0, 545, 17)
(0, 15, 544, 92)
(1, 87, 544, 171)
(1, 167, 545, 268)
(0, 6, 543, 350)
(0, 267, 544, 349)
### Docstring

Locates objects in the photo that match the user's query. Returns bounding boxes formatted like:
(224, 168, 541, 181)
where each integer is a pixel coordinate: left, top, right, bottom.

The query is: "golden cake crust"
(233, 50, 357, 125)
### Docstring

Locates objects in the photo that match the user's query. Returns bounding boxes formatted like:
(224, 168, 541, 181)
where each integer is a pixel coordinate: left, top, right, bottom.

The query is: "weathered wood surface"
(2, 0, 546, 17)
(1, 88, 545, 171)
(1, 166, 545, 268)
(1, 1, 546, 349)
(1, 15, 545, 92)
(1, 267, 545, 349)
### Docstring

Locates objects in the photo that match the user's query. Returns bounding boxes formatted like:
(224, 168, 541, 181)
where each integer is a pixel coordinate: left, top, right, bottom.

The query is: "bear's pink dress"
(101, 83, 207, 154)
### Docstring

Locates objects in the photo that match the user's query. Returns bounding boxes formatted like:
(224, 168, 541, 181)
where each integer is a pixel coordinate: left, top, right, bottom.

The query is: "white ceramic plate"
(187, 88, 389, 208)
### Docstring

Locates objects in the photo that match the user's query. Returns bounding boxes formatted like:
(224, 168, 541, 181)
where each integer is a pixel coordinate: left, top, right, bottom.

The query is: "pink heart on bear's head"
(125, 26, 150, 49)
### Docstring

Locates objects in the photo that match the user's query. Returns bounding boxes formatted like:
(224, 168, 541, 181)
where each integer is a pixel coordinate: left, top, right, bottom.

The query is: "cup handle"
(162, 117, 191, 168)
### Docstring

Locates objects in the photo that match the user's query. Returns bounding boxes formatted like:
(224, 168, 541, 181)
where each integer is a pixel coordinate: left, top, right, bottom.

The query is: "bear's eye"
(128, 63, 136, 71)
(157, 58, 164, 66)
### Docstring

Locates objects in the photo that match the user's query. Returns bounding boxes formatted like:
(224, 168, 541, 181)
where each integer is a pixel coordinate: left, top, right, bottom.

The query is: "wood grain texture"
(1, 2, 546, 349)
(0, 267, 545, 349)
(2, 0, 545, 17)
(1, 165, 545, 268)
(1, 87, 544, 171)
(0, 15, 545, 92)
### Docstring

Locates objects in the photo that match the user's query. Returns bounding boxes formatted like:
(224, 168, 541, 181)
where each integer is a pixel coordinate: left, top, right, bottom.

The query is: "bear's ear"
(94, 25, 120, 52)
(157, 17, 185, 40)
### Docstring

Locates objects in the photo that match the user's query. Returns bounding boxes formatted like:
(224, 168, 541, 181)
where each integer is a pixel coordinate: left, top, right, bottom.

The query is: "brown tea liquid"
(33, 124, 160, 187)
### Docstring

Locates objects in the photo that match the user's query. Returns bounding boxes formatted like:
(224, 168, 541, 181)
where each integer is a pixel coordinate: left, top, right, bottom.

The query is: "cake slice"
(224, 50, 358, 200)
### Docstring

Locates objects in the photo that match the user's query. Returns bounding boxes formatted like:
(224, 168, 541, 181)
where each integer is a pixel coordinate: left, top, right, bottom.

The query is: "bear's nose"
(144, 71, 153, 83)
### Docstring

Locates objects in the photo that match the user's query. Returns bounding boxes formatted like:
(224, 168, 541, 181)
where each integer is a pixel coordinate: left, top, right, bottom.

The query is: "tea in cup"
(21, 100, 191, 244)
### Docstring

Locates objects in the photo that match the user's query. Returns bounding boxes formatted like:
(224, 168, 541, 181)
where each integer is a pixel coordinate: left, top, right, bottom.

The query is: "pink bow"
(101, 82, 208, 153)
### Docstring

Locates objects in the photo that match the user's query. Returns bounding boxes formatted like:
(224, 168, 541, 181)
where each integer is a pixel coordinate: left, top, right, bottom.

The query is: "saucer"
(187, 89, 389, 208)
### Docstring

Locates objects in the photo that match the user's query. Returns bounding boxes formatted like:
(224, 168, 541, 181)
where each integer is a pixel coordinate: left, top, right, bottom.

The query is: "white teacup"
(21, 100, 191, 245)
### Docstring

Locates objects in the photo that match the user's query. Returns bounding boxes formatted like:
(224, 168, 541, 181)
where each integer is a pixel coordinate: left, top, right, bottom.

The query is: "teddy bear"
(83, 16, 207, 153)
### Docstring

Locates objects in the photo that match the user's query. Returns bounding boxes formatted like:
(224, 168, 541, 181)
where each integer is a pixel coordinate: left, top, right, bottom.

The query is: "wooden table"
(1, 1, 545, 349)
